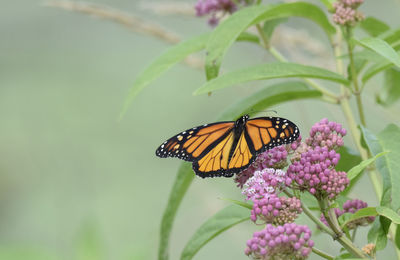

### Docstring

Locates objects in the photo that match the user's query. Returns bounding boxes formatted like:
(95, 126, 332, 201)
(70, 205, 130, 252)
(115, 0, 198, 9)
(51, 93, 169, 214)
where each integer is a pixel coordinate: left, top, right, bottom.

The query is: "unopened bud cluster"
(333, 0, 365, 26)
(251, 194, 302, 225)
(287, 119, 349, 199)
(320, 199, 375, 229)
(245, 223, 314, 260)
(195, 0, 238, 26)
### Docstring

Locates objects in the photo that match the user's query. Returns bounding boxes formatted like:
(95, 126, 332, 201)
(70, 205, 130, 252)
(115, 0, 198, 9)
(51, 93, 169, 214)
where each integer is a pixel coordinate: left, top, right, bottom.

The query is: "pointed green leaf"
(362, 59, 394, 84)
(195, 63, 348, 95)
(361, 125, 400, 211)
(300, 192, 319, 211)
(376, 206, 400, 224)
(340, 207, 377, 229)
(219, 198, 253, 210)
(236, 31, 260, 44)
(262, 18, 288, 40)
(219, 81, 321, 120)
(395, 224, 400, 249)
(205, 2, 336, 79)
(383, 28, 400, 45)
(355, 37, 400, 68)
(159, 163, 194, 260)
(359, 17, 390, 37)
(318, 0, 335, 10)
(180, 205, 250, 260)
(336, 146, 362, 172)
(347, 152, 388, 181)
(368, 216, 391, 250)
(376, 68, 400, 106)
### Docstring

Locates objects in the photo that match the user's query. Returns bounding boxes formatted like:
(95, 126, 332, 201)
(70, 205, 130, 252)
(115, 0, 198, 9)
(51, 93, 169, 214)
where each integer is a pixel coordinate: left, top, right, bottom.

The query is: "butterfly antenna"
(248, 109, 277, 116)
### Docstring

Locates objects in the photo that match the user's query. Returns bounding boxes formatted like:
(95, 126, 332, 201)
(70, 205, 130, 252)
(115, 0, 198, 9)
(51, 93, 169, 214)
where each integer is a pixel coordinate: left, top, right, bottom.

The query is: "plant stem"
(331, 31, 382, 196)
(255, 24, 339, 103)
(319, 198, 368, 258)
(284, 191, 367, 258)
(312, 247, 335, 260)
(345, 26, 366, 126)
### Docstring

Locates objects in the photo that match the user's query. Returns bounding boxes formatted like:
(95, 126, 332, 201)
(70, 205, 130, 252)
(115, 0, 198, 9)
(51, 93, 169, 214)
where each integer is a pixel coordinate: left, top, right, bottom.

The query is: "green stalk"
(345, 26, 366, 126)
(319, 198, 368, 258)
(312, 247, 335, 260)
(284, 190, 367, 258)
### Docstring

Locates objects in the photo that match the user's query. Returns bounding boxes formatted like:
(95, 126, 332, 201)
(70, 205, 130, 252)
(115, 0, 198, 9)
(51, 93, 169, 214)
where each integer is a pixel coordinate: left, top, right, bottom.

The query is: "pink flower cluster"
(251, 194, 302, 225)
(333, 0, 365, 26)
(235, 145, 289, 188)
(245, 223, 314, 260)
(195, 0, 237, 26)
(320, 199, 375, 229)
(307, 119, 346, 149)
(287, 119, 349, 199)
(242, 168, 292, 200)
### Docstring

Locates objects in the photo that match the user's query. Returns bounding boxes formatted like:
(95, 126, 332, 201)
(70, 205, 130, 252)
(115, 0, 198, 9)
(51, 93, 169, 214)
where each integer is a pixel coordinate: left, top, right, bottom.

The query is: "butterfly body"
(156, 115, 299, 178)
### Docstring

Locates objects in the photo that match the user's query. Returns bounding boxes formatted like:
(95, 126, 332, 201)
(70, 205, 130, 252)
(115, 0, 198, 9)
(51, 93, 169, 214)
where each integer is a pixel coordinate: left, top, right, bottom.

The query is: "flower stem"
(345, 26, 366, 126)
(331, 30, 382, 196)
(319, 198, 368, 258)
(312, 247, 335, 260)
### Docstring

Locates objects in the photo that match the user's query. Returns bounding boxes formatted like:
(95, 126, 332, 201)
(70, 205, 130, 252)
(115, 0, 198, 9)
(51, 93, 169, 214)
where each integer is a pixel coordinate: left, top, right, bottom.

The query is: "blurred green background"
(1, 0, 400, 259)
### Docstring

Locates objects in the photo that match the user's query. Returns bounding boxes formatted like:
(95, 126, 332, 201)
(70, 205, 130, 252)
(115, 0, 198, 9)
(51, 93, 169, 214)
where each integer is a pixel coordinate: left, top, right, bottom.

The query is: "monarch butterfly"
(155, 115, 300, 178)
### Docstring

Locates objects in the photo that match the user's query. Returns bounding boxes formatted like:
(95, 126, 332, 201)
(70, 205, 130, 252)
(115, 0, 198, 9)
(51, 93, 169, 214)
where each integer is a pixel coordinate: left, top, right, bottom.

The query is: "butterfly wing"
(192, 130, 241, 178)
(245, 117, 300, 155)
(155, 121, 235, 162)
(193, 123, 255, 178)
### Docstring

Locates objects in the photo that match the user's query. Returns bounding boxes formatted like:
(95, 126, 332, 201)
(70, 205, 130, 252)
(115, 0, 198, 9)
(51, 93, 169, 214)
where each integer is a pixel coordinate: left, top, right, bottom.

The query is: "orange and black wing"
(155, 122, 235, 163)
(192, 125, 255, 178)
(245, 116, 300, 156)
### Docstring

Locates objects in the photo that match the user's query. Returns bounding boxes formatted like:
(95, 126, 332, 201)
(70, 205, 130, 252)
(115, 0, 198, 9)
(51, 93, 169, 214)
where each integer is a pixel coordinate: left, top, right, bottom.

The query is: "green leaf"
(368, 216, 391, 250)
(205, 2, 336, 79)
(361, 125, 400, 210)
(376, 206, 400, 224)
(120, 33, 209, 119)
(195, 63, 348, 95)
(362, 59, 394, 84)
(180, 205, 250, 260)
(219, 197, 253, 210)
(395, 224, 400, 249)
(262, 17, 288, 40)
(383, 28, 400, 45)
(355, 37, 400, 68)
(236, 31, 260, 44)
(340, 207, 378, 229)
(376, 68, 400, 106)
(300, 192, 320, 210)
(359, 17, 390, 37)
(318, 0, 335, 10)
(218, 81, 321, 120)
(336, 146, 362, 172)
(159, 163, 195, 260)
(347, 152, 388, 181)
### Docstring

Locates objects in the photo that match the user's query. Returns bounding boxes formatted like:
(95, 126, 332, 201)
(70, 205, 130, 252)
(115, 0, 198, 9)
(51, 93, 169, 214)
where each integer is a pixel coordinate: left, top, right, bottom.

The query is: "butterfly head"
(235, 114, 249, 127)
